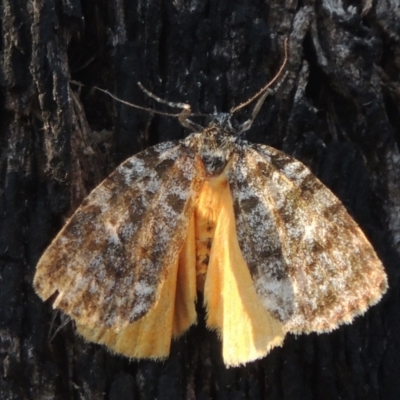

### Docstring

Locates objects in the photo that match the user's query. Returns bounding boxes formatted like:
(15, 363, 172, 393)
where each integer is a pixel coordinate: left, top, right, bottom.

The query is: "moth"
(34, 50, 387, 367)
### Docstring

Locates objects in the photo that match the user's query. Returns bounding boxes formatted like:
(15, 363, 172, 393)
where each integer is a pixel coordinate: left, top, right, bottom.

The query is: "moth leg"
(137, 82, 203, 131)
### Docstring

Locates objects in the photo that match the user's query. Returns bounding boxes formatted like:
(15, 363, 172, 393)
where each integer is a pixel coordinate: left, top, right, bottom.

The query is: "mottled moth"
(34, 50, 387, 367)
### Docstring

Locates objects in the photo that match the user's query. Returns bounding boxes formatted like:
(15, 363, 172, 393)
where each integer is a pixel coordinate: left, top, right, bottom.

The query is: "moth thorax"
(200, 151, 231, 175)
(197, 126, 237, 176)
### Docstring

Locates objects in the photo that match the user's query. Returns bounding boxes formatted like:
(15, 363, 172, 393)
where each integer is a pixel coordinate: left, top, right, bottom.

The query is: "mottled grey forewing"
(34, 141, 203, 330)
(228, 147, 295, 323)
(230, 143, 387, 333)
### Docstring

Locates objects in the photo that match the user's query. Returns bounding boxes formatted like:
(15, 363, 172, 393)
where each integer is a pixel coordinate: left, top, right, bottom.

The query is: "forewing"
(228, 147, 295, 324)
(34, 141, 204, 331)
(230, 143, 387, 333)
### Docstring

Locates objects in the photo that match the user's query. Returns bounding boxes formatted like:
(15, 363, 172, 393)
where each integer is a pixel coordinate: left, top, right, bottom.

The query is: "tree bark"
(1, 0, 399, 399)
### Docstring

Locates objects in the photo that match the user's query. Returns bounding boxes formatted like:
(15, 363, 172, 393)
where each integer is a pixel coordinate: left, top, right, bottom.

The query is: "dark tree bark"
(1, 0, 399, 399)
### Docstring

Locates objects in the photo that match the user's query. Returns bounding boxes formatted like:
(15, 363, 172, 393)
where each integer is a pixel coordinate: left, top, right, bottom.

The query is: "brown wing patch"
(34, 142, 205, 335)
(230, 144, 387, 333)
(76, 242, 181, 359)
(76, 217, 200, 360)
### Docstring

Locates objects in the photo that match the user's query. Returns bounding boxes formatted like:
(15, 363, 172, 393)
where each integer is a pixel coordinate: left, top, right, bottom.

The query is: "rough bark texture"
(1, 0, 399, 399)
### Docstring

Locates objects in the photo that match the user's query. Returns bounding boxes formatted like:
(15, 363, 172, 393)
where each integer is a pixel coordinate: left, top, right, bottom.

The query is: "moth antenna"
(231, 38, 289, 132)
(231, 38, 288, 114)
(137, 82, 191, 110)
(237, 70, 289, 133)
(94, 86, 181, 118)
